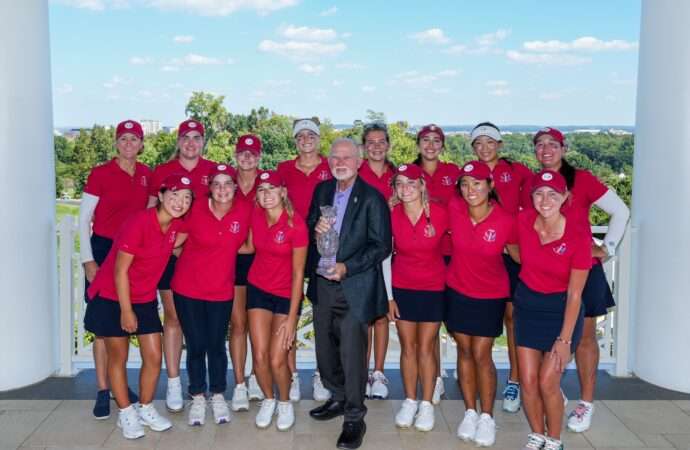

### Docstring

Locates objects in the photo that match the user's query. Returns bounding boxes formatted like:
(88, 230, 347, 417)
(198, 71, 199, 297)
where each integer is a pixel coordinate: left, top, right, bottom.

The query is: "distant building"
(140, 119, 162, 135)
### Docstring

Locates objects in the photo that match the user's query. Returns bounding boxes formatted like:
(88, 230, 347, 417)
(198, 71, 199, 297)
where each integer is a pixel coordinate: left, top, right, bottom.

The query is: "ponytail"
(559, 158, 576, 190)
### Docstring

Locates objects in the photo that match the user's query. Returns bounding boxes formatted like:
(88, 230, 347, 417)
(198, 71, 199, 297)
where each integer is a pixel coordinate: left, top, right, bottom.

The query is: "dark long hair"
(558, 158, 577, 190)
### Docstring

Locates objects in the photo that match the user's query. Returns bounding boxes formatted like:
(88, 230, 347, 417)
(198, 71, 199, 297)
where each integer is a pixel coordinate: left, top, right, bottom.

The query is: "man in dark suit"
(306, 138, 392, 449)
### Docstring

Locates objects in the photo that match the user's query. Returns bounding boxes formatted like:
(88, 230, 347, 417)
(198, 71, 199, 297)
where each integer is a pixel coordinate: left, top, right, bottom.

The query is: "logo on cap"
(217, 164, 227, 171)
(541, 173, 553, 181)
(430, 125, 436, 131)
(181, 177, 191, 185)
(464, 164, 475, 172)
(540, 127, 551, 133)
(230, 221, 241, 234)
(483, 229, 497, 243)
(260, 172, 270, 181)
(245, 137, 253, 145)
(188, 121, 197, 128)
(399, 164, 408, 171)
(124, 122, 133, 129)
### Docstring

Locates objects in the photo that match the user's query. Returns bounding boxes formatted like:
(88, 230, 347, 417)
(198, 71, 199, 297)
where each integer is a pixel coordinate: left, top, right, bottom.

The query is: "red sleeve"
(149, 165, 165, 197)
(292, 215, 309, 248)
(520, 174, 535, 211)
(83, 166, 103, 197)
(506, 214, 518, 245)
(571, 235, 593, 270)
(115, 214, 145, 256)
(579, 170, 608, 204)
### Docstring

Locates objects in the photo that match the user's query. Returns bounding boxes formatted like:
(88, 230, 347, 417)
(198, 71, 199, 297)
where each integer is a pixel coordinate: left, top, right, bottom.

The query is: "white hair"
(329, 138, 362, 158)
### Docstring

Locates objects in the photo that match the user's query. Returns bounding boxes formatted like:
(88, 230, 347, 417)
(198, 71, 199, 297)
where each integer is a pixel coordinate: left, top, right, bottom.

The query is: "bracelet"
(556, 336, 572, 345)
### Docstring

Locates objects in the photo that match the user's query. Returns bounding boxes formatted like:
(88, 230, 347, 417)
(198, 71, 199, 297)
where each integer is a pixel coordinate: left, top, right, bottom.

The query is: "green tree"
(185, 92, 230, 145)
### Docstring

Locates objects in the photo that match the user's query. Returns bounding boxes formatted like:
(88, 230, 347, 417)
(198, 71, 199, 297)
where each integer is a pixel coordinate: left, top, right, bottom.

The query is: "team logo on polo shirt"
(140, 176, 148, 187)
(201, 175, 209, 185)
(169, 231, 177, 244)
(483, 229, 497, 242)
(229, 221, 241, 234)
(318, 170, 330, 181)
(441, 176, 453, 186)
(423, 223, 435, 238)
(499, 172, 512, 183)
(553, 243, 567, 255)
(274, 230, 286, 244)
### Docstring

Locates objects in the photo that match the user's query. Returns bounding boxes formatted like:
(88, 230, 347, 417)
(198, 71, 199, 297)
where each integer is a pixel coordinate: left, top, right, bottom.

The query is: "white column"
(632, 0, 690, 393)
(0, 1, 58, 391)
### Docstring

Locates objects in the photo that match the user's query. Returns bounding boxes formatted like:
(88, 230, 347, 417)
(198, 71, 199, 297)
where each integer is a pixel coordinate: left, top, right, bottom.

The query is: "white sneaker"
(365, 372, 372, 398)
(289, 372, 301, 402)
(502, 381, 521, 413)
(188, 395, 206, 426)
(118, 405, 145, 439)
(138, 403, 172, 432)
(369, 370, 389, 399)
(312, 372, 331, 401)
(522, 432, 547, 450)
(165, 377, 184, 412)
(567, 401, 594, 432)
(231, 383, 250, 412)
(247, 374, 264, 401)
(543, 436, 564, 450)
(474, 413, 496, 447)
(432, 376, 445, 405)
(457, 409, 479, 442)
(414, 401, 435, 432)
(255, 399, 276, 429)
(276, 401, 295, 431)
(394, 398, 418, 428)
(211, 393, 231, 425)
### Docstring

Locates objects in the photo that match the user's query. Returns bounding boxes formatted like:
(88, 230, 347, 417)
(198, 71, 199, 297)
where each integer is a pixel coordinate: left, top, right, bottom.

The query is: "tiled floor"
(2, 398, 690, 450)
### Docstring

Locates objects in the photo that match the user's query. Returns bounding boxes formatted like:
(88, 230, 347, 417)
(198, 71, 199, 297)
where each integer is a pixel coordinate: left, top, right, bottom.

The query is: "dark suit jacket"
(306, 176, 392, 323)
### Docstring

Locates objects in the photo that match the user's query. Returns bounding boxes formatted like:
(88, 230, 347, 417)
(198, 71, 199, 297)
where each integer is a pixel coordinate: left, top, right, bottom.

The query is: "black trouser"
(314, 277, 368, 422)
(173, 293, 233, 396)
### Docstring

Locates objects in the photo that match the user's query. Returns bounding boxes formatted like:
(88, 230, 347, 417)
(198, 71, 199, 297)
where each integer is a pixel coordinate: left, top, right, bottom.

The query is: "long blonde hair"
(389, 174, 435, 237)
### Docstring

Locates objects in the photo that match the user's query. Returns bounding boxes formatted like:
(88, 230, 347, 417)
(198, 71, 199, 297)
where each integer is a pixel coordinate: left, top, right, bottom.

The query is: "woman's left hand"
(549, 340, 571, 373)
(278, 316, 298, 351)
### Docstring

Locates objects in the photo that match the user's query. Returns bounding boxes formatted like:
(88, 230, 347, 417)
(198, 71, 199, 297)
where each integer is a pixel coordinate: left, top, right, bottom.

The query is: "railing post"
(610, 223, 633, 377)
(57, 215, 78, 376)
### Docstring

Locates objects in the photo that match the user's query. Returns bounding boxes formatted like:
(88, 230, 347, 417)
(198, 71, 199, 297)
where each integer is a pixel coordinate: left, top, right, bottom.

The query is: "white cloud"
(103, 75, 128, 89)
(173, 35, 195, 44)
(161, 65, 180, 72)
(53, 0, 106, 11)
(476, 28, 511, 47)
(506, 50, 592, 66)
(409, 28, 450, 45)
(335, 62, 364, 70)
(319, 6, 337, 16)
(361, 85, 376, 93)
(56, 83, 74, 95)
(391, 69, 458, 88)
(298, 63, 324, 74)
(169, 53, 225, 66)
(280, 25, 337, 41)
(129, 56, 152, 65)
(437, 69, 459, 77)
(443, 44, 468, 55)
(147, 0, 299, 16)
(258, 40, 346, 60)
(523, 37, 638, 53)
(488, 88, 511, 97)
(137, 89, 153, 98)
(341, 32, 352, 39)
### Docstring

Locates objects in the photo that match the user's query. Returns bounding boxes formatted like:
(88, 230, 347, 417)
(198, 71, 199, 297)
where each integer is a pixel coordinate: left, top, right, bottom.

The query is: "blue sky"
(50, 0, 641, 127)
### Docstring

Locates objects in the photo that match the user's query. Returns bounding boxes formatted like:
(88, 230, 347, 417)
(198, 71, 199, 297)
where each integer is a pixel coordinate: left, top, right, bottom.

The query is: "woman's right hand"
(387, 300, 400, 322)
(83, 261, 99, 283)
(120, 309, 138, 334)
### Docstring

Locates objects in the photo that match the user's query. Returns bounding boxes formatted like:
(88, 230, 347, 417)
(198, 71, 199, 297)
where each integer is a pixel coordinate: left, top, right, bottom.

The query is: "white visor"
(470, 125, 502, 143)
(293, 119, 320, 137)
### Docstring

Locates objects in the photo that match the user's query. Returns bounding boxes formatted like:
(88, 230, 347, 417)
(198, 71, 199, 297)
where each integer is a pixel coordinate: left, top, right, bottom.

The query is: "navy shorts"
(513, 282, 584, 353)
(235, 253, 255, 287)
(157, 254, 178, 290)
(84, 295, 162, 337)
(247, 283, 299, 315)
(502, 253, 521, 301)
(392, 287, 445, 323)
(445, 287, 507, 338)
(84, 234, 113, 303)
(582, 262, 615, 318)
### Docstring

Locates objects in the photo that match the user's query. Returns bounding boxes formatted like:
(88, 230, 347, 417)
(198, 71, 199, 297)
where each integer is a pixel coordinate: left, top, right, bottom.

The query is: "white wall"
(632, 0, 690, 393)
(0, 1, 58, 391)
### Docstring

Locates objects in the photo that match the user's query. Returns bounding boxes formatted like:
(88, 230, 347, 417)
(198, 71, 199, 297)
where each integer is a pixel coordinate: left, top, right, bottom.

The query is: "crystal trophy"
(316, 205, 339, 276)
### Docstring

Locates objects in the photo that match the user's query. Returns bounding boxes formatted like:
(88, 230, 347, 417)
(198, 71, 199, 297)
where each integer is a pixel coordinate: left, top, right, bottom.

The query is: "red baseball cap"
(533, 127, 565, 145)
(178, 119, 205, 138)
(116, 120, 144, 140)
(208, 164, 236, 183)
(257, 170, 284, 187)
(236, 134, 262, 156)
(460, 160, 492, 180)
(531, 169, 567, 194)
(395, 164, 424, 181)
(161, 173, 194, 192)
(416, 124, 445, 144)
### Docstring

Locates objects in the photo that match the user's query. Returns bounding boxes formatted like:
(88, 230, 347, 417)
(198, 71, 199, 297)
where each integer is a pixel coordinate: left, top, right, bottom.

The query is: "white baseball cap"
(293, 118, 320, 137)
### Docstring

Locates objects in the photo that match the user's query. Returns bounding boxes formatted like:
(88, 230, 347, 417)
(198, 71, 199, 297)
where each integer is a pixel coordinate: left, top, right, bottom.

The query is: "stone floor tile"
(399, 432, 465, 450)
(214, 425, 292, 450)
(579, 401, 646, 448)
(0, 409, 57, 449)
(0, 401, 61, 411)
(673, 401, 690, 414)
(604, 401, 690, 434)
(662, 433, 690, 449)
(634, 433, 674, 447)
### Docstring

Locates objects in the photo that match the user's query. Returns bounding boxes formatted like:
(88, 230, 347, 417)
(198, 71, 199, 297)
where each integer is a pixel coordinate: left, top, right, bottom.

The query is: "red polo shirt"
(149, 158, 219, 198)
(517, 209, 593, 294)
(87, 208, 186, 303)
(490, 159, 533, 215)
(247, 209, 309, 299)
(359, 162, 394, 200)
(234, 174, 259, 208)
(171, 199, 251, 301)
(391, 203, 448, 291)
(277, 156, 332, 218)
(83, 159, 152, 239)
(447, 198, 518, 299)
(420, 161, 461, 256)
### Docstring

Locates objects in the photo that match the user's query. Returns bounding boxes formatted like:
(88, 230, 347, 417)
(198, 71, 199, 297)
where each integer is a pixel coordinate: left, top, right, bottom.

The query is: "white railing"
(56, 215, 633, 376)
